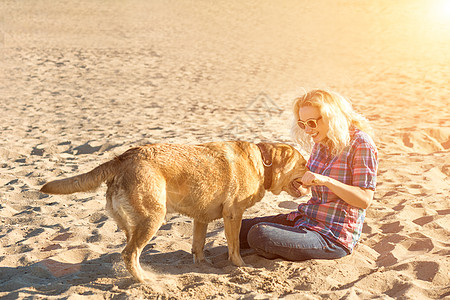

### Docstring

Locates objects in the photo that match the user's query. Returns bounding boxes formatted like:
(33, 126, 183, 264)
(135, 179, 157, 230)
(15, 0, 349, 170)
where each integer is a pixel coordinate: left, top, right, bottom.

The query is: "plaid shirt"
(287, 129, 378, 252)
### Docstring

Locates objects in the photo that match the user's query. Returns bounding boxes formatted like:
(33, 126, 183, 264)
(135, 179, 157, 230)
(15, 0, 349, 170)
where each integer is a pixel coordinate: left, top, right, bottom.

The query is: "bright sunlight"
(429, 0, 450, 24)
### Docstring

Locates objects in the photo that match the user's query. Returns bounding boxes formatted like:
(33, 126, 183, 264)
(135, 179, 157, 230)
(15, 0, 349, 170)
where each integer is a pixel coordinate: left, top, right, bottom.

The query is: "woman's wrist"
(319, 174, 332, 187)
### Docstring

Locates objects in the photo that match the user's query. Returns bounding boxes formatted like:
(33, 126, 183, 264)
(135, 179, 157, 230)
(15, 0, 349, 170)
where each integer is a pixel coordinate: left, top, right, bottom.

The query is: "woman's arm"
(301, 171, 374, 209)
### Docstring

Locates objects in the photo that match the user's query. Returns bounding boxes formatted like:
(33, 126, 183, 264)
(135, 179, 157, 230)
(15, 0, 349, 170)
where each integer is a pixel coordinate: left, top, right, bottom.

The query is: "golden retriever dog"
(40, 141, 308, 282)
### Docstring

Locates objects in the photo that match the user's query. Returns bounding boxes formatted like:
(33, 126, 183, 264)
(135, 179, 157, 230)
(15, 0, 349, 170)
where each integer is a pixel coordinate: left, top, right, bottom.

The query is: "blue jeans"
(239, 214, 349, 261)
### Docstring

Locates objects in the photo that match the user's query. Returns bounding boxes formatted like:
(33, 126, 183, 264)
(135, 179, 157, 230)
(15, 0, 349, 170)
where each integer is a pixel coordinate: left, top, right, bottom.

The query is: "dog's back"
(108, 142, 264, 222)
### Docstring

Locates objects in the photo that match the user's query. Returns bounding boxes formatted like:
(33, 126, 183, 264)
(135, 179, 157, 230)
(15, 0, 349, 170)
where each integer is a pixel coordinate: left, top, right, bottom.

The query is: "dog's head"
(257, 143, 309, 198)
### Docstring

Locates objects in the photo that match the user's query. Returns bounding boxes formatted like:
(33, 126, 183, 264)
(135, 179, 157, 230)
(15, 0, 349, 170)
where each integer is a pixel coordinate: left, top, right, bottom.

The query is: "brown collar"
(256, 143, 273, 190)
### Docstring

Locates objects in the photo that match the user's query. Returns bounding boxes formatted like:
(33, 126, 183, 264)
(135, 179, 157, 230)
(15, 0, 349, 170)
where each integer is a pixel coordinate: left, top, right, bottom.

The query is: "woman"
(240, 89, 378, 260)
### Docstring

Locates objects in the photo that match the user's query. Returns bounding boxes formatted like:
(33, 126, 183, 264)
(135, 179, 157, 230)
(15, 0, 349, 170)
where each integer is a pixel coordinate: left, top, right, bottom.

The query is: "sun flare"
(430, 0, 450, 23)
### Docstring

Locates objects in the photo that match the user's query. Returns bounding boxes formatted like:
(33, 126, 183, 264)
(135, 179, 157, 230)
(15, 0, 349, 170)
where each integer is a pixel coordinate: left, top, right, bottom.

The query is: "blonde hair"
(291, 89, 374, 156)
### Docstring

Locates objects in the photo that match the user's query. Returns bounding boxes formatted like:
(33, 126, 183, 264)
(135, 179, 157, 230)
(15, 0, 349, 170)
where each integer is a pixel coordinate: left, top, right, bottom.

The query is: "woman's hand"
(300, 171, 329, 186)
(291, 179, 311, 196)
(300, 171, 374, 209)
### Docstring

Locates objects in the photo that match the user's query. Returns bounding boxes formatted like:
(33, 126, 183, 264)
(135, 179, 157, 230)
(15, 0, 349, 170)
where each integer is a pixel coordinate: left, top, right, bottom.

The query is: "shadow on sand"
(0, 244, 259, 299)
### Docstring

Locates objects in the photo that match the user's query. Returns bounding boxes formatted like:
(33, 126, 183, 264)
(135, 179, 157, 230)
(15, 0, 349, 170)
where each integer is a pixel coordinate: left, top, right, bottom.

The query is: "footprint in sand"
(379, 221, 404, 234)
(393, 260, 440, 282)
(412, 215, 435, 226)
(441, 164, 450, 177)
(71, 141, 121, 155)
(401, 127, 450, 154)
(403, 232, 434, 252)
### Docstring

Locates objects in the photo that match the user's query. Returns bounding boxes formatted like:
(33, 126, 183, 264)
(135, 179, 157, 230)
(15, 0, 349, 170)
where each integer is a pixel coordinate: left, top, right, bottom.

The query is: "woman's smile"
(299, 106, 328, 144)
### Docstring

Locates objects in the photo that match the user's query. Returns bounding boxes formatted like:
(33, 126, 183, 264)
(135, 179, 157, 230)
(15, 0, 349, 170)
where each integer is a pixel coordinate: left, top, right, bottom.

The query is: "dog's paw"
(229, 256, 246, 267)
(196, 257, 213, 266)
(193, 253, 210, 264)
(192, 253, 205, 264)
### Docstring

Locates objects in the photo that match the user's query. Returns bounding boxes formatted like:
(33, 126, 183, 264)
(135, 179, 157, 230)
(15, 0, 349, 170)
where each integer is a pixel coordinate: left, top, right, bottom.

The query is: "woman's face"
(298, 106, 329, 144)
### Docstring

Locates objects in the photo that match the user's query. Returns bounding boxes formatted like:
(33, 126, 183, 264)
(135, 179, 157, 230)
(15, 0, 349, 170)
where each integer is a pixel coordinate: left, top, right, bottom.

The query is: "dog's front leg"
(223, 209, 245, 267)
(192, 220, 208, 263)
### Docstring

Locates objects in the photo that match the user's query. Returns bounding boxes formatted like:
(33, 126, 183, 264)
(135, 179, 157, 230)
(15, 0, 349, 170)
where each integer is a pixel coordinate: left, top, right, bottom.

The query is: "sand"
(1, 0, 449, 299)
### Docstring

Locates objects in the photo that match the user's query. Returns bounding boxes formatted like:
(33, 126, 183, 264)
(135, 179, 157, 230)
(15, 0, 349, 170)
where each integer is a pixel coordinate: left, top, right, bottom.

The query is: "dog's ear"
(258, 143, 306, 173)
(256, 142, 275, 167)
(257, 143, 291, 169)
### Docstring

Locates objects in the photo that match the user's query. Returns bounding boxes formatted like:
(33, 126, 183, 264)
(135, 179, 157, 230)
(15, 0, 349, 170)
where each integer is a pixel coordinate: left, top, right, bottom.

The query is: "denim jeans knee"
(246, 222, 348, 261)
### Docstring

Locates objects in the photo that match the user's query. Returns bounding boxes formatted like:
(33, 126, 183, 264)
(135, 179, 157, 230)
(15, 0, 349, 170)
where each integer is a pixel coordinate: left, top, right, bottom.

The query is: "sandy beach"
(1, 0, 449, 299)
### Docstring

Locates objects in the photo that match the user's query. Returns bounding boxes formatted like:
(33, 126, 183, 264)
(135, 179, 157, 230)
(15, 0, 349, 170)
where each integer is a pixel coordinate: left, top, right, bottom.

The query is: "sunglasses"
(297, 116, 322, 130)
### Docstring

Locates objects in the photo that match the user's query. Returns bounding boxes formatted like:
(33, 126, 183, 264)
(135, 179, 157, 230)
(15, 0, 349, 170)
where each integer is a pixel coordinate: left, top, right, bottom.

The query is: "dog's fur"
(40, 141, 308, 282)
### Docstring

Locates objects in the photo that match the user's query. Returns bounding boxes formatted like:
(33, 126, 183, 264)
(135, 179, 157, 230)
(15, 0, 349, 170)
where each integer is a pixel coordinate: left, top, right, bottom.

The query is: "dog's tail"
(40, 159, 119, 195)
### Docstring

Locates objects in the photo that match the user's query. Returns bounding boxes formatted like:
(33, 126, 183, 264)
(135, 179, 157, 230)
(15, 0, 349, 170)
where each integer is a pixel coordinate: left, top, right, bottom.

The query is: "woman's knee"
(247, 223, 273, 249)
(247, 224, 349, 261)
